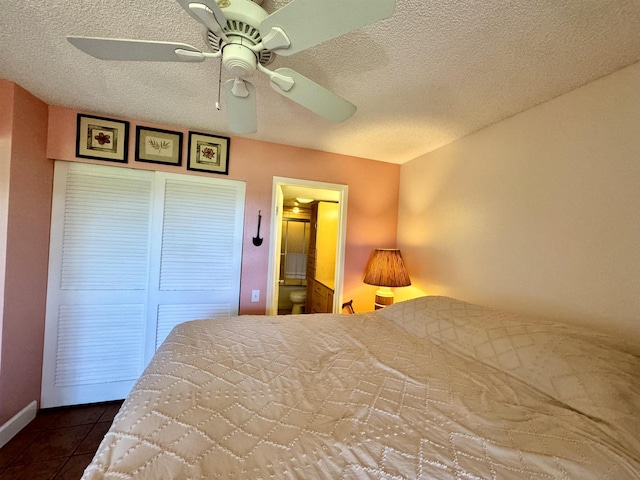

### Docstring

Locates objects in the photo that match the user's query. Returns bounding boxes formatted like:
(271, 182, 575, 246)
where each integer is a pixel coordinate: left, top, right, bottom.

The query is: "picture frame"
(76, 114, 129, 163)
(187, 131, 230, 175)
(135, 126, 183, 166)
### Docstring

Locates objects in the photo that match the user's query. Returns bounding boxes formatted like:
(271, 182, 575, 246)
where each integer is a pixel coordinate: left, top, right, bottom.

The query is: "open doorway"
(266, 177, 348, 316)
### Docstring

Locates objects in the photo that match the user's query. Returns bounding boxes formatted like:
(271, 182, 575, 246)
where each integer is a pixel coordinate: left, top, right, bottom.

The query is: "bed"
(82, 296, 640, 479)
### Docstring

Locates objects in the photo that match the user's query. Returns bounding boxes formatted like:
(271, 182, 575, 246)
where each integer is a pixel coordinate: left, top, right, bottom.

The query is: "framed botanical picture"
(187, 131, 230, 175)
(76, 114, 129, 163)
(135, 126, 183, 166)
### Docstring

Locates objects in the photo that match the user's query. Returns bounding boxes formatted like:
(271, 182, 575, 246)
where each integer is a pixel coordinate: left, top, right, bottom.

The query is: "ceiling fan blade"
(175, 0, 227, 34)
(224, 79, 257, 134)
(269, 68, 356, 123)
(259, 0, 395, 56)
(67, 36, 205, 62)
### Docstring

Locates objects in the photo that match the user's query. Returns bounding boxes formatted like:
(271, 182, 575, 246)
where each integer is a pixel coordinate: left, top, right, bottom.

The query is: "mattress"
(82, 296, 640, 479)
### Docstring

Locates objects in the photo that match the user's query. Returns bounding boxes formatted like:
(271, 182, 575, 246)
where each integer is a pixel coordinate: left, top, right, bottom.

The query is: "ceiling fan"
(67, 0, 395, 134)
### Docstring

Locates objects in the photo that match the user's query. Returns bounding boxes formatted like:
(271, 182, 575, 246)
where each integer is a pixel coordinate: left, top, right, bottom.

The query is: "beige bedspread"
(82, 296, 640, 479)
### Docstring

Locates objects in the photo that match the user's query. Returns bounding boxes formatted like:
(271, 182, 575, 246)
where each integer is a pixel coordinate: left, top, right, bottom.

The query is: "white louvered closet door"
(145, 172, 245, 359)
(42, 162, 154, 407)
(42, 162, 245, 408)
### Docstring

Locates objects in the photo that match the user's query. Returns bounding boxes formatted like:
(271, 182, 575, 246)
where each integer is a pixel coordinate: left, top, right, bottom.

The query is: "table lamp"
(363, 248, 411, 309)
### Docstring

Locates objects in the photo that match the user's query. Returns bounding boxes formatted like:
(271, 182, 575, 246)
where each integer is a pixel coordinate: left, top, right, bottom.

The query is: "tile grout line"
(52, 420, 97, 479)
(0, 400, 123, 479)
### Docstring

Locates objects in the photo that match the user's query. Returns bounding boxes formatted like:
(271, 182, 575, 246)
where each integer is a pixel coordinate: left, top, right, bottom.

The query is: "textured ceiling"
(1, 0, 640, 164)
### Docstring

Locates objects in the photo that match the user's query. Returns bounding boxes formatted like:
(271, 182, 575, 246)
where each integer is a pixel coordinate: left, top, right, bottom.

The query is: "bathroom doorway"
(266, 177, 348, 316)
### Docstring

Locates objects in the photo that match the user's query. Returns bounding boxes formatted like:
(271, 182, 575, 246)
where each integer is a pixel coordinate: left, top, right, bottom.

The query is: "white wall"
(397, 61, 640, 340)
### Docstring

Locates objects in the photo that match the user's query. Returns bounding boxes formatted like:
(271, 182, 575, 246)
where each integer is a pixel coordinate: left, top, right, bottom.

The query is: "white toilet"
(289, 289, 307, 314)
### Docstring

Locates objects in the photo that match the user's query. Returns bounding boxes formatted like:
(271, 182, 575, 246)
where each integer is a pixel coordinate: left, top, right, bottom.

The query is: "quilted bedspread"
(82, 296, 640, 479)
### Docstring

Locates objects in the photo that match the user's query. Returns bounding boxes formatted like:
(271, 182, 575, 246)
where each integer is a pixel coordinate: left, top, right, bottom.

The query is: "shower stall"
(278, 217, 310, 313)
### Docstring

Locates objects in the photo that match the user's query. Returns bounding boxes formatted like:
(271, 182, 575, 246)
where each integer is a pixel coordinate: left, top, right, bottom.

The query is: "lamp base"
(374, 287, 394, 310)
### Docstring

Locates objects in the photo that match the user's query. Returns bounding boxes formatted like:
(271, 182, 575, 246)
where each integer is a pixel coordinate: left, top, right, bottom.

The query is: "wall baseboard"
(0, 401, 37, 449)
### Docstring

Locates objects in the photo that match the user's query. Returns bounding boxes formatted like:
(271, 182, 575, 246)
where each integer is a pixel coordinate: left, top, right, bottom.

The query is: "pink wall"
(46, 106, 401, 314)
(0, 80, 14, 354)
(0, 82, 52, 424)
(0, 84, 398, 426)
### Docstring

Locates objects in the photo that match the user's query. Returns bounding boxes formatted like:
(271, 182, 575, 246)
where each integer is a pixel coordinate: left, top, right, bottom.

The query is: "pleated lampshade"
(363, 249, 411, 309)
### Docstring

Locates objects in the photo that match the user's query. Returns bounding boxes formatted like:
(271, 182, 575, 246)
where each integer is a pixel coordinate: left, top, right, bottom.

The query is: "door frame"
(266, 177, 348, 315)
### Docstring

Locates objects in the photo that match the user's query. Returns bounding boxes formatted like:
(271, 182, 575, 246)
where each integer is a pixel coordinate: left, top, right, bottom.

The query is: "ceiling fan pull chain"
(215, 57, 223, 110)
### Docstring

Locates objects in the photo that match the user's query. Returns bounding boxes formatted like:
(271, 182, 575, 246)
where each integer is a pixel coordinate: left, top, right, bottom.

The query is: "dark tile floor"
(0, 400, 123, 480)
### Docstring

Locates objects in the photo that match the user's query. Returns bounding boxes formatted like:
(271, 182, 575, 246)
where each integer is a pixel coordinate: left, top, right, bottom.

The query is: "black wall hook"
(252, 210, 263, 246)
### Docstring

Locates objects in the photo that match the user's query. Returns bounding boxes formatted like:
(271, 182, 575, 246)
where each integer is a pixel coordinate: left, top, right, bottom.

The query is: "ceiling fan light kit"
(67, 0, 396, 134)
